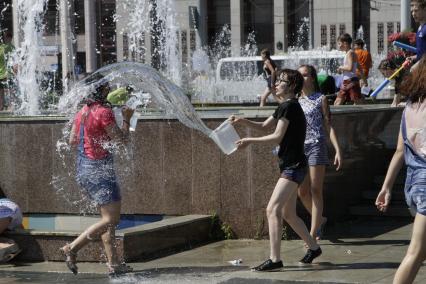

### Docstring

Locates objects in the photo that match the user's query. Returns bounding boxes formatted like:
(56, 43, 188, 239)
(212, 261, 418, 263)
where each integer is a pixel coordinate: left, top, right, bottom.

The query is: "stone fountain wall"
(0, 106, 403, 238)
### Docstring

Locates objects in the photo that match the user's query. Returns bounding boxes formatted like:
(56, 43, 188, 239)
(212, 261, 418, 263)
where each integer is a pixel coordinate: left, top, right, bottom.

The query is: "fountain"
(0, 1, 406, 268)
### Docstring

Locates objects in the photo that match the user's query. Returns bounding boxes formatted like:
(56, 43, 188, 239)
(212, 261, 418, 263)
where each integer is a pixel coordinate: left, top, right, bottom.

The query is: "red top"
(73, 102, 115, 160)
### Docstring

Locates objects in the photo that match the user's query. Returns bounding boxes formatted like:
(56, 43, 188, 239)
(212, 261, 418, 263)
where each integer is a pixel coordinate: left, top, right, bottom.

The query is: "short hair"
(354, 38, 365, 47)
(338, 33, 353, 45)
(260, 48, 271, 57)
(412, 0, 426, 8)
(277, 69, 304, 95)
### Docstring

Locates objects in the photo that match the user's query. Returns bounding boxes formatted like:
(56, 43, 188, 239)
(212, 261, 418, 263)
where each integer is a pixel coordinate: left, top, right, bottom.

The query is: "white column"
(60, 0, 75, 82)
(230, 0, 243, 56)
(401, 0, 411, 31)
(84, 0, 97, 72)
(12, 0, 20, 47)
(274, 0, 287, 53)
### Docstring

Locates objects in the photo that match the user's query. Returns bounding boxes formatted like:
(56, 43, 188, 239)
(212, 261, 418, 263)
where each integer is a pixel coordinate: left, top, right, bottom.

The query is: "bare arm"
(265, 59, 276, 85)
(105, 107, 134, 143)
(69, 122, 78, 146)
(375, 129, 404, 212)
(229, 115, 276, 132)
(236, 118, 288, 148)
(321, 96, 342, 170)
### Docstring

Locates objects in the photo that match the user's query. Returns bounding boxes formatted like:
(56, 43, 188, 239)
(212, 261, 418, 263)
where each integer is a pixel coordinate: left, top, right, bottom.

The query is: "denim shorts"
(304, 139, 329, 166)
(76, 155, 121, 206)
(404, 170, 426, 216)
(280, 167, 307, 185)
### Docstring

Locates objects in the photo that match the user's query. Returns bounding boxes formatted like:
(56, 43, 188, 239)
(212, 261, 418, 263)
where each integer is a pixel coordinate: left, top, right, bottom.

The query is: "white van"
(213, 50, 345, 103)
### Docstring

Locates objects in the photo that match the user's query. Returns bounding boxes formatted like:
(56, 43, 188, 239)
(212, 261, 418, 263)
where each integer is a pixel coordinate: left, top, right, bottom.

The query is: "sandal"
(0, 244, 22, 263)
(60, 245, 78, 275)
(107, 263, 133, 277)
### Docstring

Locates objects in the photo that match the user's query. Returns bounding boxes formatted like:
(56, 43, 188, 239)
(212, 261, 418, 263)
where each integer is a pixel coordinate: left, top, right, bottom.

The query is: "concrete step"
(362, 190, 405, 201)
(349, 205, 413, 217)
(5, 215, 213, 262)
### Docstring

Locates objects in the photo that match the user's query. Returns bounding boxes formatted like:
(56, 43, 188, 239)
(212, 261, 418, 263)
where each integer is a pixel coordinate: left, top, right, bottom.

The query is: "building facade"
(0, 0, 407, 78)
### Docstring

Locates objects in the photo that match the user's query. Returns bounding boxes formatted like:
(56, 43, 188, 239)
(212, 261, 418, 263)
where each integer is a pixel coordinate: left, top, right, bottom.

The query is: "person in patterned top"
(297, 65, 343, 241)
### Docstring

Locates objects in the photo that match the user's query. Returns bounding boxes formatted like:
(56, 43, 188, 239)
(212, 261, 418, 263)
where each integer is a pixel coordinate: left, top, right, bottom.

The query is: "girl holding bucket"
(230, 69, 321, 272)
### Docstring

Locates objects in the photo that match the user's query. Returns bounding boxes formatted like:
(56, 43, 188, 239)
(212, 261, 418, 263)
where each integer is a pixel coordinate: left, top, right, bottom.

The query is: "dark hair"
(83, 74, 111, 106)
(338, 33, 353, 45)
(299, 65, 321, 93)
(412, 0, 426, 8)
(277, 69, 304, 95)
(260, 48, 271, 58)
(378, 59, 397, 70)
(399, 54, 426, 103)
(354, 38, 365, 48)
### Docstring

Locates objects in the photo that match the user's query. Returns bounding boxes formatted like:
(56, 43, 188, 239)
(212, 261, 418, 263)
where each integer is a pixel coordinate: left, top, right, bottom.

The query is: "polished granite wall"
(0, 106, 403, 238)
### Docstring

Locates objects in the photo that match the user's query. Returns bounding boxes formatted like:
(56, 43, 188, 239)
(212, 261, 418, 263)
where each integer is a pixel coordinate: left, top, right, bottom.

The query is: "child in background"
(354, 38, 372, 88)
(334, 33, 364, 105)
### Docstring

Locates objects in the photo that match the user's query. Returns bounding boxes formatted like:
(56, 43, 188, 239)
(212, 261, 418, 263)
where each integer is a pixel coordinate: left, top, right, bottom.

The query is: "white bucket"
(209, 120, 240, 155)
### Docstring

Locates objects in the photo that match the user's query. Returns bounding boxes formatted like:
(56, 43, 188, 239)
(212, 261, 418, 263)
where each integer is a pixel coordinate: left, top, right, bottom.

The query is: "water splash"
(9, 0, 49, 115)
(119, 0, 181, 86)
(58, 62, 212, 136)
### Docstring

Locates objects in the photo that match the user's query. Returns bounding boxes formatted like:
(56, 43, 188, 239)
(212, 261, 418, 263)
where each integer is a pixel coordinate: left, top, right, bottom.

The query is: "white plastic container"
(113, 107, 123, 128)
(209, 120, 240, 155)
(129, 112, 139, 132)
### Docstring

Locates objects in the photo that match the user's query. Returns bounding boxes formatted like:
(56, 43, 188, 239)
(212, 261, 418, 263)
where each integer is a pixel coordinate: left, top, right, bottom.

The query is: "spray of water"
(9, 0, 49, 115)
(58, 62, 212, 136)
(119, 0, 181, 86)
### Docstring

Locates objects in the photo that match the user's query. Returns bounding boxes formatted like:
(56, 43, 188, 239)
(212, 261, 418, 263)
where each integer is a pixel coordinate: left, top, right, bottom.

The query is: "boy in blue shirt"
(409, 0, 426, 65)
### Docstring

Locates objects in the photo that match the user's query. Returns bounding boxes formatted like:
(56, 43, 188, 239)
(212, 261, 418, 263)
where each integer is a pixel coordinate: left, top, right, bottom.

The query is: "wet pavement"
(0, 218, 425, 283)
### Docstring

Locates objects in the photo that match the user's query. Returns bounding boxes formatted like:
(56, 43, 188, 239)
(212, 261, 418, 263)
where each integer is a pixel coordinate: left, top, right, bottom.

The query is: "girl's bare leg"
(393, 213, 426, 284)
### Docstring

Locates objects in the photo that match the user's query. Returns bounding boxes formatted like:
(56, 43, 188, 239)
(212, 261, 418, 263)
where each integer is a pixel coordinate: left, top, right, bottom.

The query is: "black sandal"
(107, 263, 133, 277)
(60, 245, 78, 275)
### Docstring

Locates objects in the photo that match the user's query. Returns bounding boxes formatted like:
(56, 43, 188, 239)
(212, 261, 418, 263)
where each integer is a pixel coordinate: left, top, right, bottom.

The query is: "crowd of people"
(235, 1, 426, 282)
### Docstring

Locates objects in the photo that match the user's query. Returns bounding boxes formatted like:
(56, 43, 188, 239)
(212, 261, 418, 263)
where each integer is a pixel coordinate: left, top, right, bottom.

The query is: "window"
(378, 23, 384, 54)
(339, 24, 346, 36)
(397, 22, 401, 33)
(330, 25, 336, 50)
(387, 22, 394, 51)
(321, 25, 327, 46)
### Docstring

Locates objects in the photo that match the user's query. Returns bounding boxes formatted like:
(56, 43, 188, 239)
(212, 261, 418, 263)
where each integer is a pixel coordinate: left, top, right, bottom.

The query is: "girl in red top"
(60, 80, 134, 277)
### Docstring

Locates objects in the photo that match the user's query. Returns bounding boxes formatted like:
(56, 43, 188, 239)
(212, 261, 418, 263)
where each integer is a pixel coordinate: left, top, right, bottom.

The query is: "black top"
(263, 59, 277, 76)
(272, 98, 307, 171)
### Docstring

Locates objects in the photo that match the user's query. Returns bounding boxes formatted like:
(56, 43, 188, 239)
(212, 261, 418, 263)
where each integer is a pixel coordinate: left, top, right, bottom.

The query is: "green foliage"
(209, 212, 235, 240)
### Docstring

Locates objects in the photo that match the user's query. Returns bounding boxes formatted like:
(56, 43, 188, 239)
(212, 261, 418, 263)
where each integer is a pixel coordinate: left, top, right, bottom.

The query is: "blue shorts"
(76, 155, 121, 206)
(404, 170, 426, 216)
(304, 138, 329, 166)
(280, 167, 307, 185)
